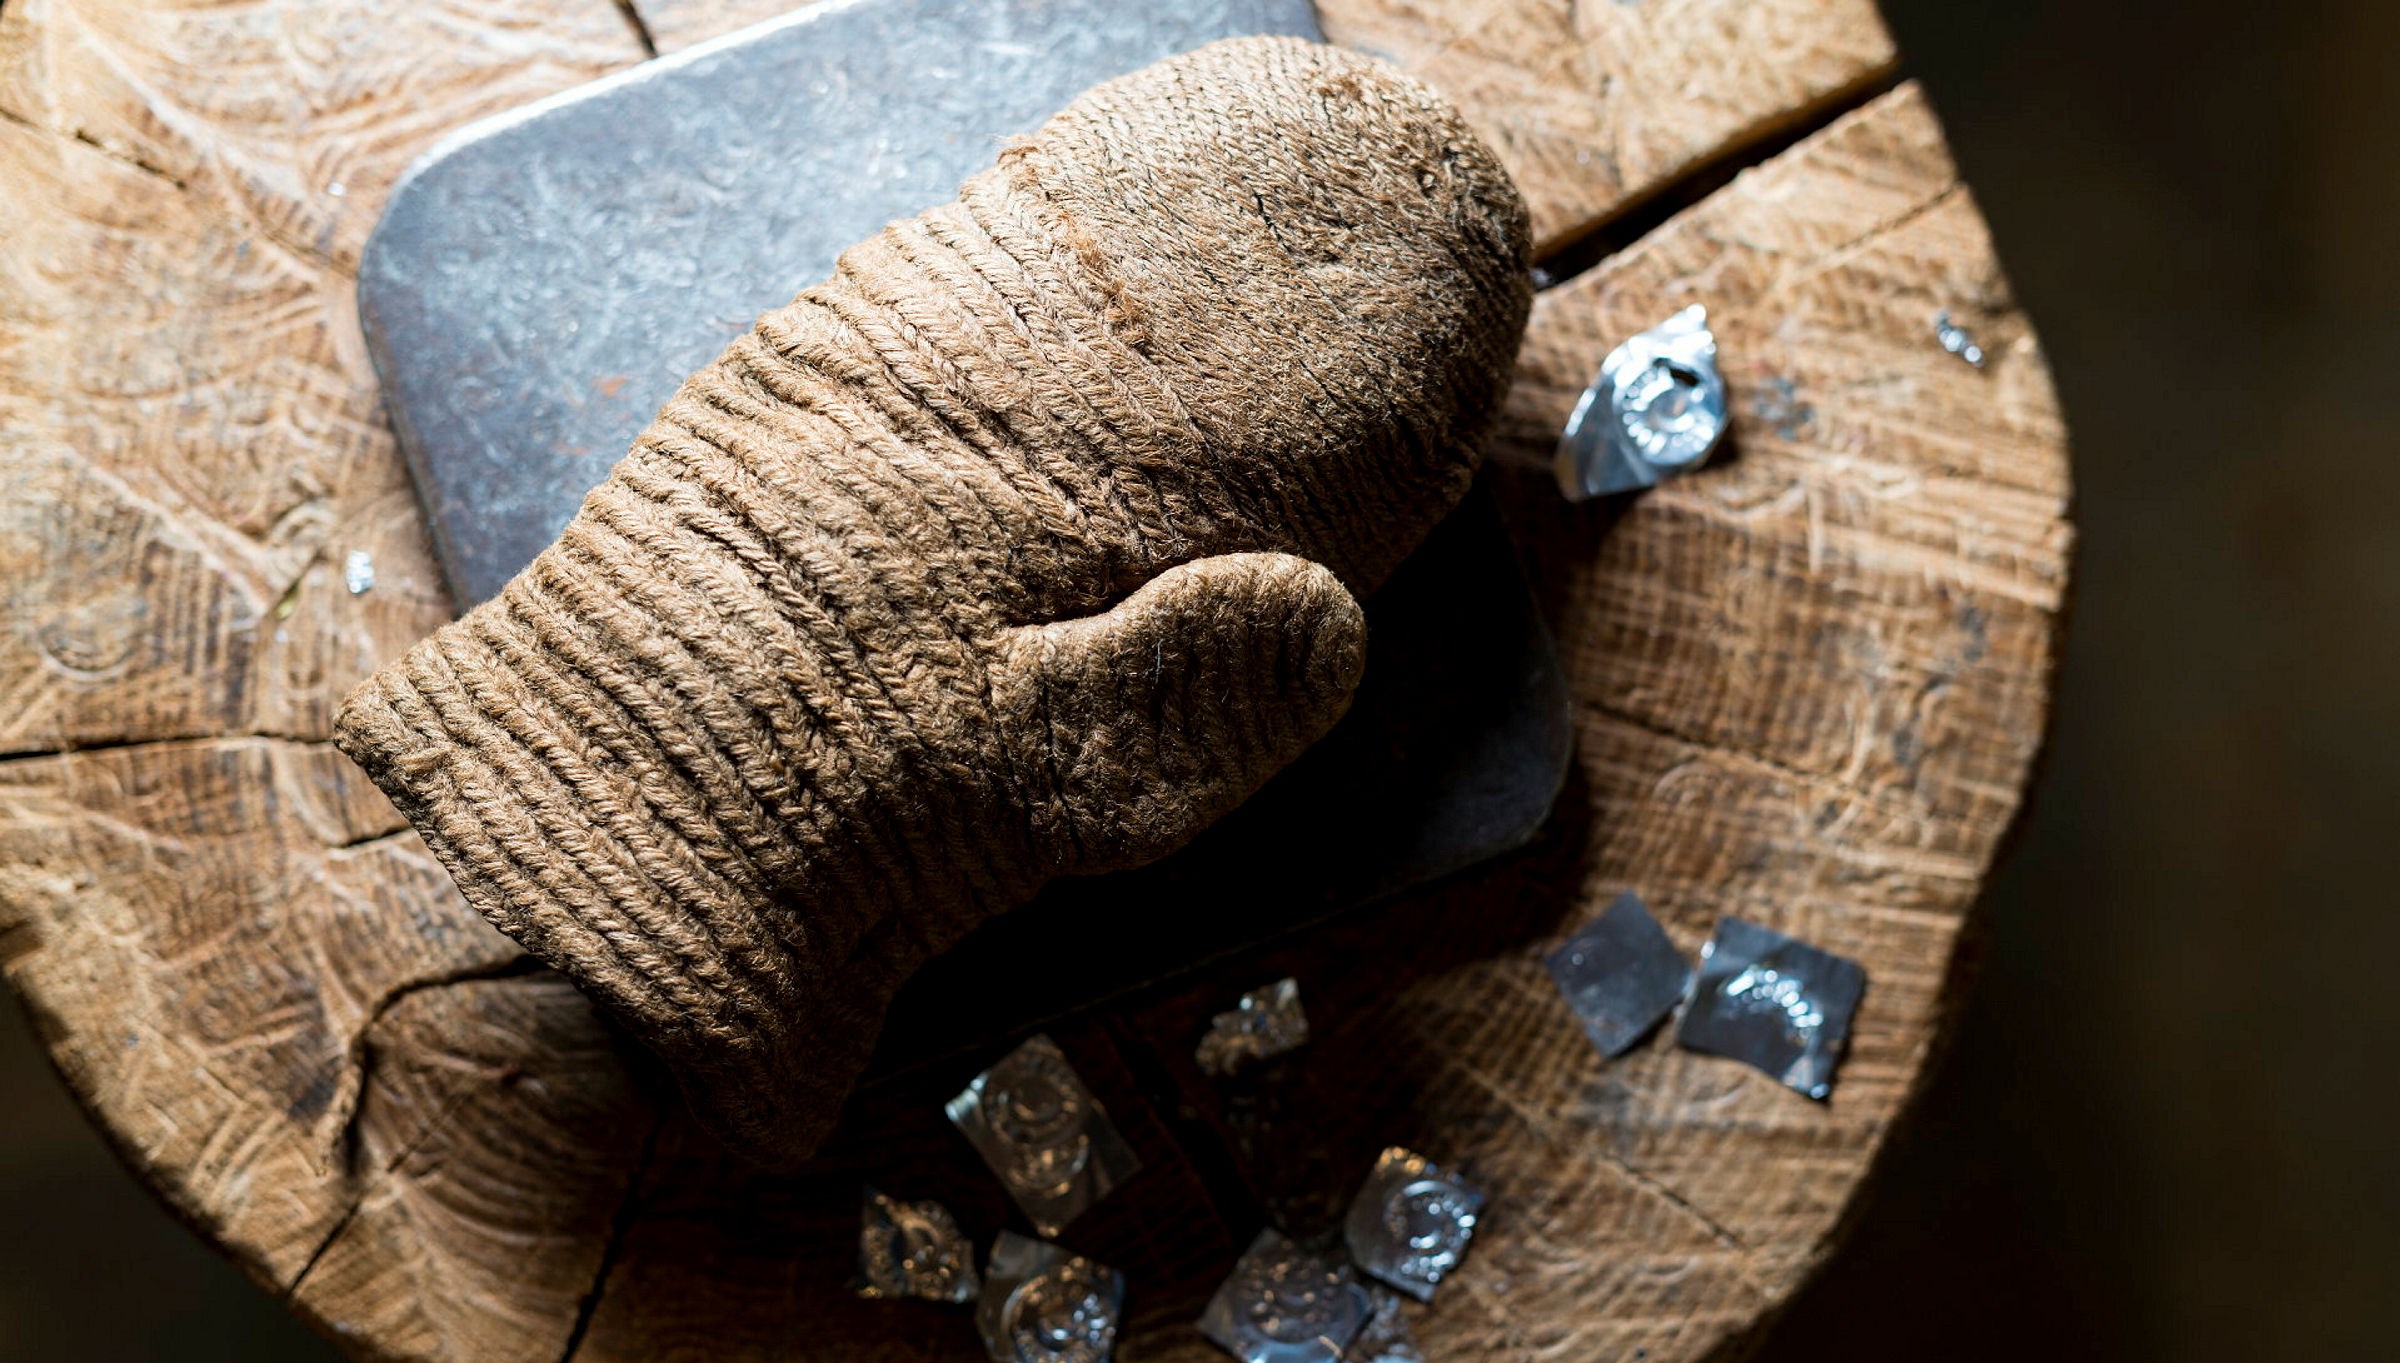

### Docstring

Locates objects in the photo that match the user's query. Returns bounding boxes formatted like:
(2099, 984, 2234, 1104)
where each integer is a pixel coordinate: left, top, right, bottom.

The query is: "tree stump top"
(0, 1, 2068, 1359)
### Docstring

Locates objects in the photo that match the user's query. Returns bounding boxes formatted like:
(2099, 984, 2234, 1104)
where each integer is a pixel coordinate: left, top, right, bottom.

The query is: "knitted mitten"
(335, 36, 1532, 1167)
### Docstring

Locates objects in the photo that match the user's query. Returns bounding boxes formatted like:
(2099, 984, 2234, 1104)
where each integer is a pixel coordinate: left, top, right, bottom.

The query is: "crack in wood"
(322, 955, 545, 1178)
(1533, 67, 1907, 291)
(283, 956, 555, 1308)
(556, 1109, 664, 1363)
(0, 102, 194, 191)
(1, 96, 355, 281)
(610, 0, 658, 59)
(0, 732, 337, 765)
(329, 825, 414, 853)
(268, 548, 324, 626)
(282, 1196, 365, 1305)
(68, 129, 190, 191)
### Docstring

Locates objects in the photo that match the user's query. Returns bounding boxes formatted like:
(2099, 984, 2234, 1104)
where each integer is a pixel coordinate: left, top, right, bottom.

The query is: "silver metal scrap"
(1342, 1148, 1484, 1302)
(976, 1231, 1126, 1363)
(947, 1035, 1142, 1237)
(856, 1187, 980, 1303)
(342, 550, 376, 596)
(1935, 310, 1987, 368)
(1342, 1286, 1422, 1363)
(1543, 891, 1693, 1058)
(1554, 304, 1728, 500)
(1675, 918, 1866, 1100)
(1198, 1229, 1373, 1363)
(1196, 978, 1311, 1077)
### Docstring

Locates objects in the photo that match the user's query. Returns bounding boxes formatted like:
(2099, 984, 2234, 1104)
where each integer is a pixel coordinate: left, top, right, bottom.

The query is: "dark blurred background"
(6, 0, 2398, 1358)
(1778, 0, 2400, 1357)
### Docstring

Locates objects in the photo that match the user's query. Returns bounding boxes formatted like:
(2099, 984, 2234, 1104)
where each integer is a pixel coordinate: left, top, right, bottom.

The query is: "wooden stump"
(0, 1, 2068, 1359)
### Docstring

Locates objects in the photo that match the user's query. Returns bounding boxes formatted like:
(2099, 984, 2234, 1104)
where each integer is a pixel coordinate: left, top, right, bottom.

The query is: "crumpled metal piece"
(856, 1187, 980, 1303)
(1342, 1148, 1484, 1302)
(1554, 304, 1727, 500)
(1675, 918, 1866, 1100)
(1934, 309, 1987, 367)
(1341, 1287, 1422, 1363)
(948, 1035, 1142, 1236)
(1543, 891, 1692, 1057)
(976, 1231, 1126, 1363)
(1198, 1229, 1373, 1363)
(1196, 978, 1312, 1077)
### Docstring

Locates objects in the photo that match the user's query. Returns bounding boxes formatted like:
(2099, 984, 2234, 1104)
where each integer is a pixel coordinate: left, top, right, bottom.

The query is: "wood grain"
(1310, 0, 1901, 253)
(0, 0, 640, 273)
(626, 0, 1901, 258)
(0, 0, 2068, 1357)
(0, 0, 640, 751)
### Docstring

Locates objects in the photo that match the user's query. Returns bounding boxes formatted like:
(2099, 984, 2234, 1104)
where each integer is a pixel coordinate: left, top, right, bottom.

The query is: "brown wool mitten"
(335, 36, 1532, 1167)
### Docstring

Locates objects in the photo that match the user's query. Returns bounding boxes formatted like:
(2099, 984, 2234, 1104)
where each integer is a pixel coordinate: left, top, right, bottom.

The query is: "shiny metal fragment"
(856, 1187, 980, 1303)
(1675, 918, 1866, 1100)
(1198, 1229, 1372, 1363)
(1342, 1148, 1484, 1302)
(976, 1231, 1125, 1363)
(1196, 978, 1311, 1077)
(1543, 891, 1692, 1057)
(948, 1035, 1142, 1236)
(342, 550, 376, 596)
(1342, 1287, 1421, 1363)
(1554, 304, 1728, 500)
(1935, 310, 1987, 367)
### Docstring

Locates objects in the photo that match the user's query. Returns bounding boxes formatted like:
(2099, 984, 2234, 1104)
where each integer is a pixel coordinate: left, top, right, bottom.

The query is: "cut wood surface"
(629, 0, 1899, 255)
(0, 0, 2070, 1358)
(1315, 0, 1899, 252)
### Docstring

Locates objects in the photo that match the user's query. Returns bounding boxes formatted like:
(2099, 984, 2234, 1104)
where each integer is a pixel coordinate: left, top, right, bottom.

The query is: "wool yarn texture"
(334, 36, 1533, 1168)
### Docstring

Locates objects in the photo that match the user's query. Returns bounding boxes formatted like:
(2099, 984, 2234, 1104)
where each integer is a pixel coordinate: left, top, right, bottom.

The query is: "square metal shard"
(977, 1232, 1126, 1363)
(1342, 1148, 1484, 1302)
(947, 1035, 1141, 1236)
(1543, 891, 1692, 1057)
(1675, 918, 1866, 1100)
(1198, 1229, 1373, 1363)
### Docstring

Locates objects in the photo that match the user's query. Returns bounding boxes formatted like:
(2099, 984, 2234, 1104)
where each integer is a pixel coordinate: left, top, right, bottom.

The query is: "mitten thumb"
(995, 553, 1367, 876)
